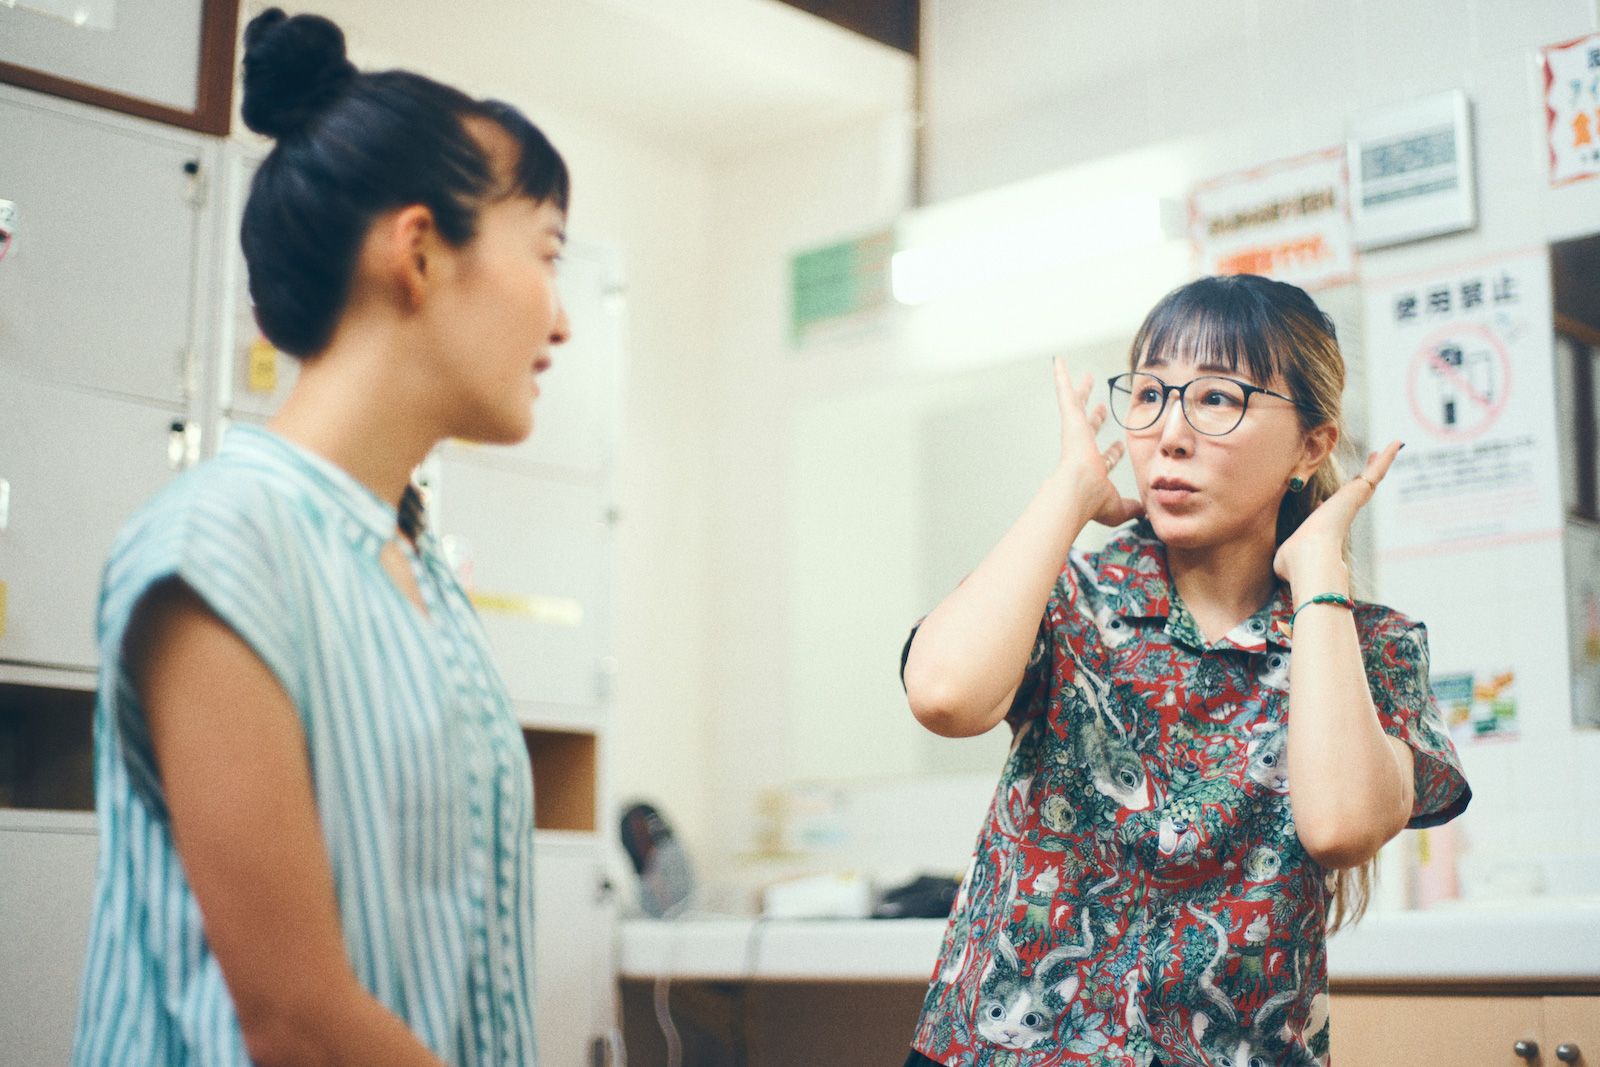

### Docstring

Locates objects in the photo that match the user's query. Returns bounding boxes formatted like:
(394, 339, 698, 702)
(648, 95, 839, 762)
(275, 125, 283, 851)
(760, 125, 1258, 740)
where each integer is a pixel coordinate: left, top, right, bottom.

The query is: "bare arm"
(129, 580, 448, 1067)
(1276, 444, 1416, 870)
(903, 361, 1143, 737)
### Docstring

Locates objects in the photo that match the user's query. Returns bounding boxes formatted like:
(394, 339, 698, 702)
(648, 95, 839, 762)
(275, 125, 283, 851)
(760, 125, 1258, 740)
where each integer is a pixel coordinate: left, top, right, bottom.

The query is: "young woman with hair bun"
(72, 10, 570, 1066)
(901, 275, 1470, 1067)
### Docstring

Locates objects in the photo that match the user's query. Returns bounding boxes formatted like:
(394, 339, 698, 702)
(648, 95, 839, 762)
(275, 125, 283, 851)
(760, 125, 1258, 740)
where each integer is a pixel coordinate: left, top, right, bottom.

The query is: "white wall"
(268, 0, 917, 879)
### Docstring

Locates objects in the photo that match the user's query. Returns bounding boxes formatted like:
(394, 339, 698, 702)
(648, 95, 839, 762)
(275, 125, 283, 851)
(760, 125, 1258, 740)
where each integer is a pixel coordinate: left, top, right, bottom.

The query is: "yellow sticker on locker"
(468, 590, 583, 627)
(247, 337, 279, 394)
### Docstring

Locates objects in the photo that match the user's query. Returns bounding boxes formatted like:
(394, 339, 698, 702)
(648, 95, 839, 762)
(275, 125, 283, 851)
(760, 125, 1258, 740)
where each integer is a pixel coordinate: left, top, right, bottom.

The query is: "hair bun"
(241, 8, 358, 139)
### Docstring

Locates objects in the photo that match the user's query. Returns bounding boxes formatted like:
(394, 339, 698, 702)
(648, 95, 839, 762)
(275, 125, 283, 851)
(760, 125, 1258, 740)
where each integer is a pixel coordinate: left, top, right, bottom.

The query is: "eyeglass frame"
(1105, 371, 1318, 437)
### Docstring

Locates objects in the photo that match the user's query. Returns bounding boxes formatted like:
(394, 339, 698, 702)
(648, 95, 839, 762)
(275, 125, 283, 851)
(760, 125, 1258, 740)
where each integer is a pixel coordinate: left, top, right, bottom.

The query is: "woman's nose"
(1156, 393, 1192, 456)
(550, 299, 572, 346)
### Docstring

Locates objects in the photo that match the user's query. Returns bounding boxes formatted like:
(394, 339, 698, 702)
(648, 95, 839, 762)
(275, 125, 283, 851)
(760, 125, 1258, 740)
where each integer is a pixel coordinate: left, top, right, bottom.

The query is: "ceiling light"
(892, 193, 1178, 305)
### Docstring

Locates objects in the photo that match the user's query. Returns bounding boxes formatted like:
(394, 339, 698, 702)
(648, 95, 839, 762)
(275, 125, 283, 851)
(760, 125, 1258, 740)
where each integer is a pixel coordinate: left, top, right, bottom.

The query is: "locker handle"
(0, 477, 9, 532)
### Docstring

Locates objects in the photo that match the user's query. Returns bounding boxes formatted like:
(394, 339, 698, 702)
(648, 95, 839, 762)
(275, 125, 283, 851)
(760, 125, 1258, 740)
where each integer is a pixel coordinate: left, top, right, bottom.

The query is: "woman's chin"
(1146, 510, 1212, 550)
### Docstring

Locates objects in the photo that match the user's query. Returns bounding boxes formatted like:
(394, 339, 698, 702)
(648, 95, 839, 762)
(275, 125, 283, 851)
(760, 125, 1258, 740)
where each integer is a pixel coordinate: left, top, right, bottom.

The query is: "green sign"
(790, 228, 893, 345)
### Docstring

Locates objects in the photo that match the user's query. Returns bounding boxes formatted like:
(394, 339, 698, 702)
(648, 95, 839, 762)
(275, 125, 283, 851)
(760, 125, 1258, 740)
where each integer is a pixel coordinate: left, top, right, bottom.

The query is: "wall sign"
(790, 227, 893, 346)
(1188, 146, 1356, 291)
(1347, 90, 1477, 250)
(1364, 249, 1561, 559)
(1542, 31, 1600, 185)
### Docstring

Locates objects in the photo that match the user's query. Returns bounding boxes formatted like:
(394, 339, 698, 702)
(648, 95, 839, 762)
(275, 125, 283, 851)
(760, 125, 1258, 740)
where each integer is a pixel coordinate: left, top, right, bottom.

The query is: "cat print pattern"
(903, 521, 1469, 1067)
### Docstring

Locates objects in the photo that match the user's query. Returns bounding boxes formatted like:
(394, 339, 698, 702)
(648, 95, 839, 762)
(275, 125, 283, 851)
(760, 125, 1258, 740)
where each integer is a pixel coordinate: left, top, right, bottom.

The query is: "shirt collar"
(1092, 521, 1294, 651)
(220, 423, 399, 547)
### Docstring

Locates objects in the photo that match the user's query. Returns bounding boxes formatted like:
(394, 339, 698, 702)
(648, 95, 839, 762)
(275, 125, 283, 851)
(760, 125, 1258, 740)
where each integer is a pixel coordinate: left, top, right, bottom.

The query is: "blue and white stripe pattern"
(72, 423, 538, 1066)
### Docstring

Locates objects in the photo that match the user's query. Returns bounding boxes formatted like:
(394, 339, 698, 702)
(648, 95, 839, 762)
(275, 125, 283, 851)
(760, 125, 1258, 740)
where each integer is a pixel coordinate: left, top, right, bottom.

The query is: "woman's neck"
(267, 324, 446, 510)
(1165, 529, 1280, 645)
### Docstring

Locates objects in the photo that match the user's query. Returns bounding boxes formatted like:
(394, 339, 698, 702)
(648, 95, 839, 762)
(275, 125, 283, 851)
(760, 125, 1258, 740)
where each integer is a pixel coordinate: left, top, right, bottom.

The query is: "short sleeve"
(98, 476, 308, 819)
(899, 559, 1080, 732)
(1360, 616, 1471, 828)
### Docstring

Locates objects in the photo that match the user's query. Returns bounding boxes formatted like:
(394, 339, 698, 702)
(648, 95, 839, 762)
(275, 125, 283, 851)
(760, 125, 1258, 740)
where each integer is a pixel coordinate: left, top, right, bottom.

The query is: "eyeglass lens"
(1109, 373, 1249, 436)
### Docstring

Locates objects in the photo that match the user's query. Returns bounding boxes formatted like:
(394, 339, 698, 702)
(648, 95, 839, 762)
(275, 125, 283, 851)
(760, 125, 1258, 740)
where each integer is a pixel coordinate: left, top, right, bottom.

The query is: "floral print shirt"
(905, 522, 1470, 1067)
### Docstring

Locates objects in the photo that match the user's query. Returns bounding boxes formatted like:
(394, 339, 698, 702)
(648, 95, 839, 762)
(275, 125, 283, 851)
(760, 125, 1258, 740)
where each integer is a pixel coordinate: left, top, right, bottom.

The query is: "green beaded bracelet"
(1291, 592, 1353, 623)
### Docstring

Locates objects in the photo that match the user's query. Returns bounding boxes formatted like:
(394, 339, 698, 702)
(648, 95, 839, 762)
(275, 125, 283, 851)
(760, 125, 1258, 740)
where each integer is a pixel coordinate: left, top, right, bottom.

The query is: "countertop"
(618, 903, 1600, 982)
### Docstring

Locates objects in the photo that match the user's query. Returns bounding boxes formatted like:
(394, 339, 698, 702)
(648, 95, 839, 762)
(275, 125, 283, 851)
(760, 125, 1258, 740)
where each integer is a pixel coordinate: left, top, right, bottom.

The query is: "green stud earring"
(1289, 477, 1306, 492)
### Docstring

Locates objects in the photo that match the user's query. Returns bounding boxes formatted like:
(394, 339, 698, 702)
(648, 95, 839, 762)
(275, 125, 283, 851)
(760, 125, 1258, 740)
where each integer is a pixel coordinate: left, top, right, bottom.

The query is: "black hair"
(1128, 274, 1349, 546)
(1128, 274, 1339, 418)
(239, 8, 570, 358)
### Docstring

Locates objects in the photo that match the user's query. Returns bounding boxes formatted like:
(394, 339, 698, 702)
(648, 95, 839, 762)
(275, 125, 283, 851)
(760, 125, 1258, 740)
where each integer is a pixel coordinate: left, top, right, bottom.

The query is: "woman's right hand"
(1052, 357, 1144, 527)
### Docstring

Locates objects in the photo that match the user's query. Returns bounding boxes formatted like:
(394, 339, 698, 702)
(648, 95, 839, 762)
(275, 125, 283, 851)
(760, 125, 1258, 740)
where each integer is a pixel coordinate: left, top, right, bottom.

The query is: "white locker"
(0, 368, 180, 669)
(216, 145, 301, 422)
(432, 459, 612, 711)
(0, 85, 217, 405)
(0, 815, 99, 1067)
(534, 834, 616, 1067)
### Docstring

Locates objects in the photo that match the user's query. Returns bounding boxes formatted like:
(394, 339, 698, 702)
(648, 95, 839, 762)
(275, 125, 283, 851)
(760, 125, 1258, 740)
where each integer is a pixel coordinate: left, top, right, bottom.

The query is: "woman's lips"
(1150, 477, 1198, 509)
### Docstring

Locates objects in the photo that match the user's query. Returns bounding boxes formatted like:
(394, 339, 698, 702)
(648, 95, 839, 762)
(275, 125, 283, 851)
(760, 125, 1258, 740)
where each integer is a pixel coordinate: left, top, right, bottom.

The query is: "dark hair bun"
(241, 8, 358, 139)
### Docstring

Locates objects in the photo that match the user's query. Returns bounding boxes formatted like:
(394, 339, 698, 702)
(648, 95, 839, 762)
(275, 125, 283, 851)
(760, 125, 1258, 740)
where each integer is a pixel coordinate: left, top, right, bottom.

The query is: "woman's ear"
(1294, 421, 1339, 482)
(361, 205, 441, 312)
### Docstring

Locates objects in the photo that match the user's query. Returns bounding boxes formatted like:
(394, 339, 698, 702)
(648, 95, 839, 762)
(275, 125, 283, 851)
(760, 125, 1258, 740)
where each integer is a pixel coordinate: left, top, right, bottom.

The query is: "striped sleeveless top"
(72, 423, 539, 1066)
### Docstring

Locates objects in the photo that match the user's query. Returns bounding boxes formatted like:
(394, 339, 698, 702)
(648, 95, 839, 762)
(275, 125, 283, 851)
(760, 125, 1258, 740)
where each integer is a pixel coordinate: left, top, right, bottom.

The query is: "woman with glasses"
(900, 274, 1469, 1067)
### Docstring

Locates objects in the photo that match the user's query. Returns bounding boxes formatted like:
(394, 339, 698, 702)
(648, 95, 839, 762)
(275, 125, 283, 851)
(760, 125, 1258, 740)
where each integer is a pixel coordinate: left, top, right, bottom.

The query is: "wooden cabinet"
(1332, 994, 1600, 1067)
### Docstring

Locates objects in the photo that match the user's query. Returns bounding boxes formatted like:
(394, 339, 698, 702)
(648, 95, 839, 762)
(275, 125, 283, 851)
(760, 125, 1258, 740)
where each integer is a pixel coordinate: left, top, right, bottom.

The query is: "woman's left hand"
(1273, 441, 1403, 590)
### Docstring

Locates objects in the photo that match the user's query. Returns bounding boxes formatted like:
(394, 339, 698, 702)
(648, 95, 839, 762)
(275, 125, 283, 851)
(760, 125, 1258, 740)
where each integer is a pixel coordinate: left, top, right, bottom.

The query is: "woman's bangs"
(1133, 288, 1286, 387)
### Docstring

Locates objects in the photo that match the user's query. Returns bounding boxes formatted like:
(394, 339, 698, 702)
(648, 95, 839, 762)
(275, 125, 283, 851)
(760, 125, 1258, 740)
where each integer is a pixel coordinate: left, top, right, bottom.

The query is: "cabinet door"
(0, 370, 179, 669)
(1331, 994, 1545, 1067)
(216, 145, 301, 421)
(1544, 997, 1600, 1066)
(0, 823, 99, 1067)
(432, 459, 611, 710)
(534, 835, 615, 1067)
(0, 87, 212, 405)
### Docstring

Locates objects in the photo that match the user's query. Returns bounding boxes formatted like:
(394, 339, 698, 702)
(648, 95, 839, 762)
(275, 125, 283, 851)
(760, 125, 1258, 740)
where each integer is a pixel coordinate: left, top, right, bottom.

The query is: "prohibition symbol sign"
(1404, 323, 1512, 442)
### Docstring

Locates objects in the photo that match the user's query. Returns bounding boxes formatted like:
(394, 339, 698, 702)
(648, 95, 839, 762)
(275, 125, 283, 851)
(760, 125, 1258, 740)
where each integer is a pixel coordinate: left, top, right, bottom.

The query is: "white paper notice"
(1364, 249, 1562, 559)
(1544, 31, 1600, 185)
(1189, 147, 1356, 292)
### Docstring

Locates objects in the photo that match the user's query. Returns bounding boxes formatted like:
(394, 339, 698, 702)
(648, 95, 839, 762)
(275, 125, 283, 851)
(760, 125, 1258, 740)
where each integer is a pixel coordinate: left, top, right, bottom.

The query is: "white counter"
(619, 903, 1600, 982)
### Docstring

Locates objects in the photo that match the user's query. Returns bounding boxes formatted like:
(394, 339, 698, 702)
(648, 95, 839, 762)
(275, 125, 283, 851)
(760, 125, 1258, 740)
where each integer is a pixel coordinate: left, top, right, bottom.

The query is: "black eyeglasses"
(1107, 371, 1313, 437)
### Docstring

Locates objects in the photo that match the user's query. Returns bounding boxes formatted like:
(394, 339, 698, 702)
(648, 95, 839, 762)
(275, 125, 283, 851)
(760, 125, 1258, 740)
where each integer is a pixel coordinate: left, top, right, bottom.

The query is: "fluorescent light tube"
(892, 193, 1171, 305)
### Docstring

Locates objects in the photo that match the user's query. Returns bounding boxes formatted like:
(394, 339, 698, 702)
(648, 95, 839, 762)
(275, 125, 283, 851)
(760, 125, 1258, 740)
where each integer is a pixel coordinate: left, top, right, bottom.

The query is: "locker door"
(0, 86, 211, 405)
(470, 246, 621, 477)
(0, 820, 99, 1067)
(432, 459, 611, 710)
(0, 369, 179, 669)
(534, 835, 615, 1067)
(216, 145, 301, 421)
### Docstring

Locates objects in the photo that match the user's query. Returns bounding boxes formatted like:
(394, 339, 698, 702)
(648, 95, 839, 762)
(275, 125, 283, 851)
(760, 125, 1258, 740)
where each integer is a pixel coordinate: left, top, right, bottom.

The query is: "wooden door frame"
(0, 0, 238, 135)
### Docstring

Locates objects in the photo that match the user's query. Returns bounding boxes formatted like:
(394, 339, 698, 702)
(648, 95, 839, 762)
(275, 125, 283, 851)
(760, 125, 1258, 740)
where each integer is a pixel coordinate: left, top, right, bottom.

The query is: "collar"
(220, 423, 400, 550)
(1088, 521, 1294, 652)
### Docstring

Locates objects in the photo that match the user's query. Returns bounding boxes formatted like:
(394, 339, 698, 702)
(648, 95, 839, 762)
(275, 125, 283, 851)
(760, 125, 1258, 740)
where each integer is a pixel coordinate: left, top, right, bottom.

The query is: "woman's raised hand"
(1273, 441, 1403, 588)
(1053, 357, 1144, 527)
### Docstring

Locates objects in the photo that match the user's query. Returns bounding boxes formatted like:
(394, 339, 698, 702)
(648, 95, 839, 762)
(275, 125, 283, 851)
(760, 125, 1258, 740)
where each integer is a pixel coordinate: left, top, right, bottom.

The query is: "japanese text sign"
(1189, 147, 1355, 291)
(1364, 250, 1562, 559)
(1544, 31, 1600, 185)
